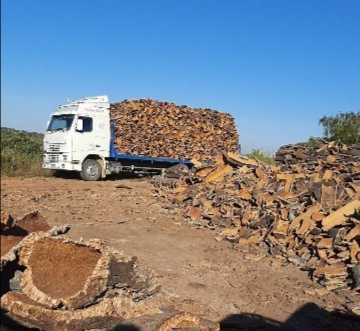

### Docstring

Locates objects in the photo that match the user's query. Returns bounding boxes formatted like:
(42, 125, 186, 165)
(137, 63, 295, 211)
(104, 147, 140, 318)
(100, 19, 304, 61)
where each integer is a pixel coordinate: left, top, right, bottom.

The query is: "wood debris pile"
(1, 211, 218, 331)
(110, 99, 239, 161)
(153, 146, 360, 292)
(275, 139, 360, 173)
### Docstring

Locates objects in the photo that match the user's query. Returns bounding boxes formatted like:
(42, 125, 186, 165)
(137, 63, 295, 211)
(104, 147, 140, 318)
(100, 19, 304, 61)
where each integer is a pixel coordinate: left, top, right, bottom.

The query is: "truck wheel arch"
(80, 155, 106, 180)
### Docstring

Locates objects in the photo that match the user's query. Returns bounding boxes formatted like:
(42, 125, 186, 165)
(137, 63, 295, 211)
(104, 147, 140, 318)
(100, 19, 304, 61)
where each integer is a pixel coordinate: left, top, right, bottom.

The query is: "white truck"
(43, 96, 192, 180)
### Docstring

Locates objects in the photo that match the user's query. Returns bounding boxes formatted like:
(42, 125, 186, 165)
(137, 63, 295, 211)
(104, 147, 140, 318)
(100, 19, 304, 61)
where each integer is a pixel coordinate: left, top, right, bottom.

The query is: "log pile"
(1, 211, 218, 331)
(153, 148, 360, 293)
(110, 99, 239, 161)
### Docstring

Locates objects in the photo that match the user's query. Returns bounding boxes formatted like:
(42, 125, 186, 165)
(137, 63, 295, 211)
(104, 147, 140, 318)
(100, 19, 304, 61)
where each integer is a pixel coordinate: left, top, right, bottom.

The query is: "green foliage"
(246, 149, 275, 165)
(306, 137, 323, 151)
(1, 127, 45, 176)
(319, 112, 360, 144)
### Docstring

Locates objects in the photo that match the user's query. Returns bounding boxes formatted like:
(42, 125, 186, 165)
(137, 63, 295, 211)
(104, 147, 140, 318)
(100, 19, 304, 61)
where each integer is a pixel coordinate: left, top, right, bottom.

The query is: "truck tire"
(80, 159, 102, 181)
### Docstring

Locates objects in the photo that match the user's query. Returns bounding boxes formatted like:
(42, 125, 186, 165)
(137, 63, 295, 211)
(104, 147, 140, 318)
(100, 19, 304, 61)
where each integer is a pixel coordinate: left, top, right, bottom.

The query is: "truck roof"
(55, 96, 109, 114)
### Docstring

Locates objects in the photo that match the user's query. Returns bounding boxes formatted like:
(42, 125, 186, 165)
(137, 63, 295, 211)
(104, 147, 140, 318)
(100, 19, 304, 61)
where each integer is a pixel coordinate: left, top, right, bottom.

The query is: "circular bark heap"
(19, 235, 111, 309)
(1, 232, 163, 330)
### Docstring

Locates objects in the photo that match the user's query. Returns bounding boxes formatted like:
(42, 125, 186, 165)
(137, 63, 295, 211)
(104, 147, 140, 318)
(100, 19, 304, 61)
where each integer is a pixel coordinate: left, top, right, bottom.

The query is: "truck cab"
(43, 96, 110, 180)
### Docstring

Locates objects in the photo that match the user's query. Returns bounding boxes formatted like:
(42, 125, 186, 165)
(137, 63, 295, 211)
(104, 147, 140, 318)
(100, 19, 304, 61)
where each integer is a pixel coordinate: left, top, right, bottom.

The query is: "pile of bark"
(153, 150, 360, 294)
(275, 139, 360, 173)
(1, 211, 218, 331)
(110, 99, 239, 161)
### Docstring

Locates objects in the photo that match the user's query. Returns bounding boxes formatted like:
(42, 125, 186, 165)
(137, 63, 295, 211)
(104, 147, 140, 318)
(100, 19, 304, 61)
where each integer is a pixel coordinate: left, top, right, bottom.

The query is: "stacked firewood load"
(110, 99, 239, 161)
(1, 211, 218, 331)
(153, 144, 360, 294)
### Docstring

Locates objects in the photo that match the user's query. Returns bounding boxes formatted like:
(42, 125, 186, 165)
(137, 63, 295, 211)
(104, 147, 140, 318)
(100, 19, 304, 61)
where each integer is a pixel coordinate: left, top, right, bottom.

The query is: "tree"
(319, 112, 360, 144)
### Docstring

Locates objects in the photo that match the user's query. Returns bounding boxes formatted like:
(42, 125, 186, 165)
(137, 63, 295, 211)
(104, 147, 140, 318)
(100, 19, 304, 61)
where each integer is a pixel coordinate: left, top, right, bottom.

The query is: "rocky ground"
(1, 176, 359, 330)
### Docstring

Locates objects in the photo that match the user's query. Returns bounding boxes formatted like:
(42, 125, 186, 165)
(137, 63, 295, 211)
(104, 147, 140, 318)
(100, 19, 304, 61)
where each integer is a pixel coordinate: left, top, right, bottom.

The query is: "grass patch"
(246, 149, 275, 165)
(305, 137, 324, 151)
(1, 127, 46, 176)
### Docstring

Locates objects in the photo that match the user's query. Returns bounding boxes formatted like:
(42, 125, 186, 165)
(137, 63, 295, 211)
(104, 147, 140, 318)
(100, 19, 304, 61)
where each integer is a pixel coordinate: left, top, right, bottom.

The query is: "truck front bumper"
(43, 154, 81, 171)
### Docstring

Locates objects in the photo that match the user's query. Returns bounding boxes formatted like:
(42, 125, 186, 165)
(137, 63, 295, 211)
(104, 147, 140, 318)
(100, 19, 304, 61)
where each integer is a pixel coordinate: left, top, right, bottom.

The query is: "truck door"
(72, 116, 108, 163)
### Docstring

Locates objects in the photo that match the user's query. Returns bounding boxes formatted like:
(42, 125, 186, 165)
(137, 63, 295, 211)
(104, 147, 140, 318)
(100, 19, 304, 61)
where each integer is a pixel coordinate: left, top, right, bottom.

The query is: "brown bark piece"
(224, 152, 258, 167)
(16, 211, 51, 233)
(189, 207, 202, 222)
(322, 200, 360, 231)
(321, 184, 337, 210)
(28, 238, 100, 299)
(345, 224, 360, 241)
(289, 204, 320, 235)
(238, 189, 253, 201)
(1, 211, 50, 258)
(18, 235, 110, 310)
(124, 311, 219, 331)
(0, 291, 124, 331)
(204, 164, 233, 183)
(314, 263, 347, 278)
(350, 241, 360, 263)
(1, 210, 14, 231)
(322, 170, 333, 180)
(196, 166, 216, 178)
(311, 210, 324, 222)
(317, 238, 333, 249)
(272, 220, 289, 237)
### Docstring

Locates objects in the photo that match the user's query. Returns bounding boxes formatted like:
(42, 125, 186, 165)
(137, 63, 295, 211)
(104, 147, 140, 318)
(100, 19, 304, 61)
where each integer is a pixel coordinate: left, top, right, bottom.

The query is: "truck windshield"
(47, 115, 74, 132)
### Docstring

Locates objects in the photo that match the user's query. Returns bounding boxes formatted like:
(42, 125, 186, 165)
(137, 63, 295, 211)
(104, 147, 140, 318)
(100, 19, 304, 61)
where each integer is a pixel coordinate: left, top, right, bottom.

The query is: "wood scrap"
(322, 200, 360, 231)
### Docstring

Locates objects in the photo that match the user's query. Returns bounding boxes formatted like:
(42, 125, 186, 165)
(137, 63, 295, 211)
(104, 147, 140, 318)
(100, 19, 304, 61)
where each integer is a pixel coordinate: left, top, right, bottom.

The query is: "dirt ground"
(1, 176, 359, 330)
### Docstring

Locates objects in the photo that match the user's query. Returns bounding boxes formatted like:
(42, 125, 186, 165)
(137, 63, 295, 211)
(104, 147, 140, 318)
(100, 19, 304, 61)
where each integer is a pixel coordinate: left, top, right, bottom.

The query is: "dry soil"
(1, 176, 359, 330)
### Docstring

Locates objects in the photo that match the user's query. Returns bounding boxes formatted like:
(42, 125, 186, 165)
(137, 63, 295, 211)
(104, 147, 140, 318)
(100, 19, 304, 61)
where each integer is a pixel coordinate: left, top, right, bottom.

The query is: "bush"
(246, 149, 275, 165)
(319, 112, 360, 144)
(305, 137, 324, 151)
(1, 127, 45, 176)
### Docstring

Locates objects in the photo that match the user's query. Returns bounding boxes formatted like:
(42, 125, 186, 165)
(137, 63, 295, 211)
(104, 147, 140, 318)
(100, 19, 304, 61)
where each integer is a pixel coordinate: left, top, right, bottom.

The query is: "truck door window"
(79, 117, 93, 132)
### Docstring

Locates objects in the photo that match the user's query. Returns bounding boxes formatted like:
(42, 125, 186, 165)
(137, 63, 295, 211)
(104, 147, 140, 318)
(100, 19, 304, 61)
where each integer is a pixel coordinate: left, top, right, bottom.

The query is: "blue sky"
(2, 0, 359, 152)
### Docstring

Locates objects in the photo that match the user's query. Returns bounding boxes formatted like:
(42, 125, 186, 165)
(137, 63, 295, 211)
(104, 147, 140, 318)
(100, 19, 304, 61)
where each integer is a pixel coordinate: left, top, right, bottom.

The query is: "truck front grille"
(49, 155, 59, 163)
(48, 144, 62, 153)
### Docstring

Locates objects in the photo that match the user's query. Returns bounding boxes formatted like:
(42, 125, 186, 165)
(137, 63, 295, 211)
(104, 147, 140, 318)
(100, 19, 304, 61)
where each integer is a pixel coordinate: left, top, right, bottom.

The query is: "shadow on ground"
(1, 302, 359, 331)
(219, 303, 360, 331)
(51, 170, 155, 181)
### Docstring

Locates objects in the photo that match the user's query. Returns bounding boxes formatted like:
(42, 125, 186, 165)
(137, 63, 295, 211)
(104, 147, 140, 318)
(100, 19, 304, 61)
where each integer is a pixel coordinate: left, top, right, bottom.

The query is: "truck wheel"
(80, 159, 102, 181)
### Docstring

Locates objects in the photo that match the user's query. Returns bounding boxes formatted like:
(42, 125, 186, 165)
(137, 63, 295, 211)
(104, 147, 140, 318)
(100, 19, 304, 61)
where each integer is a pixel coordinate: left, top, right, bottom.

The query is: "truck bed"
(108, 130, 192, 169)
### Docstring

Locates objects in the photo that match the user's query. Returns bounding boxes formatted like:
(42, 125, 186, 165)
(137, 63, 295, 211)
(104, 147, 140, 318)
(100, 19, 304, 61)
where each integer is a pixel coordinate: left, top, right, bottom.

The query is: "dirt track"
(2, 176, 359, 330)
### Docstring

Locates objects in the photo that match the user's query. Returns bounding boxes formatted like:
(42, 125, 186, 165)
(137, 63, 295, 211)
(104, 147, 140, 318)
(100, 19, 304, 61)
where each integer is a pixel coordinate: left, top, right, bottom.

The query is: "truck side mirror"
(76, 119, 84, 132)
